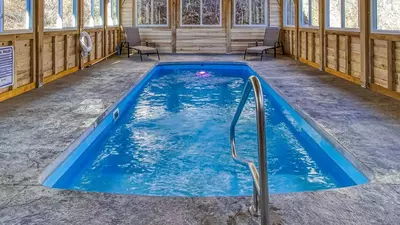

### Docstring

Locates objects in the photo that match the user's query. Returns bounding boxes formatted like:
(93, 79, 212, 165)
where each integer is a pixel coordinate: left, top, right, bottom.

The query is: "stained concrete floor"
(0, 54, 399, 225)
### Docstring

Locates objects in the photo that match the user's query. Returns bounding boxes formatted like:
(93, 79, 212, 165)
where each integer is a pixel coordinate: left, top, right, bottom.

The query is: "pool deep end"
(41, 62, 368, 197)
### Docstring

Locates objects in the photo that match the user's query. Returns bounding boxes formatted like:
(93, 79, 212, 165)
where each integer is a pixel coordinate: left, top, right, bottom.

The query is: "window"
(0, 0, 33, 32)
(284, 0, 295, 26)
(136, 0, 168, 26)
(234, 0, 267, 26)
(300, 0, 319, 27)
(44, 0, 77, 29)
(108, 0, 119, 26)
(84, 0, 104, 27)
(372, 0, 400, 32)
(326, 0, 358, 29)
(181, 0, 221, 26)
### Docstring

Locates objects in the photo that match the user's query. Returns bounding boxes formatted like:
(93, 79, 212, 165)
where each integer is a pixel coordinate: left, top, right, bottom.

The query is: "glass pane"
(4, 0, 29, 30)
(311, 0, 319, 26)
(301, 0, 310, 26)
(94, 0, 103, 26)
(107, 0, 113, 26)
(328, 0, 341, 28)
(181, 0, 201, 25)
(153, 0, 168, 25)
(376, 0, 400, 31)
(112, 0, 119, 25)
(345, 0, 358, 28)
(286, 0, 295, 26)
(44, 0, 60, 29)
(235, 0, 249, 25)
(84, 0, 93, 27)
(63, 0, 76, 27)
(202, 0, 221, 25)
(251, 0, 265, 25)
(137, 0, 152, 25)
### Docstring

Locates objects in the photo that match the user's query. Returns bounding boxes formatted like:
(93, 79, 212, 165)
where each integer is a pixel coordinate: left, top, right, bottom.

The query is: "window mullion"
(151, 0, 154, 25)
(200, 0, 203, 25)
(326, 0, 329, 27)
(73, 0, 77, 27)
(341, 0, 345, 28)
(0, 0, 3, 32)
(309, 0, 312, 27)
(249, 0, 251, 25)
(58, 0, 63, 28)
(266, 0, 269, 26)
(371, 0, 377, 31)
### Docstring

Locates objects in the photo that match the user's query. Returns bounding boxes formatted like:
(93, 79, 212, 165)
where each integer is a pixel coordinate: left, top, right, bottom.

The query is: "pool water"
(43, 63, 367, 196)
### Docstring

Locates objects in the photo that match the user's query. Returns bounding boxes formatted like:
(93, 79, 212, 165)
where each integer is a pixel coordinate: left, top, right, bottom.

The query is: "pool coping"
(39, 61, 371, 191)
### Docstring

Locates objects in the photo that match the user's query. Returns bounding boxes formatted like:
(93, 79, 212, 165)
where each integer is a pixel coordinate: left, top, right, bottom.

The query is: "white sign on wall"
(0, 46, 14, 89)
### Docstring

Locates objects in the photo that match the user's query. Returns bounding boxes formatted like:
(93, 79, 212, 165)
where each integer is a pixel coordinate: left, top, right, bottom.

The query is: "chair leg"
(260, 51, 263, 61)
(127, 43, 130, 58)
(157, 49, 160, 60)
(274, 48, 277, 58)
(281, 45, 285, 55)
(139, 51, 143, 61)
(244, 50, 247, 60)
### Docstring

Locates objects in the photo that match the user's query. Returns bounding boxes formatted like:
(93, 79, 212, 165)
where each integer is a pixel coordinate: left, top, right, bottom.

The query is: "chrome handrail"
(230, 76, 269, 225)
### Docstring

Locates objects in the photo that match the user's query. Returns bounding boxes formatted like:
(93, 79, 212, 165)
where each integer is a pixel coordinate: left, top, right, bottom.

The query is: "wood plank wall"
(282, 1, 400, 100)
(0, 0, 120, 102)
(0, 34, 36, 99)
(122, 0, 282, 54)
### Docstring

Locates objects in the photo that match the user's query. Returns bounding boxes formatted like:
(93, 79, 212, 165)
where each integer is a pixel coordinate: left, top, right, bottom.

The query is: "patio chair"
(121, 27, 160, 61)
(244, 27, 284, 61)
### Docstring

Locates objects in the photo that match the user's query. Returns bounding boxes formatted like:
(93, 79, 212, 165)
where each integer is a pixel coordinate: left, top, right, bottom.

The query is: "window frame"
(371, 0, 400, 34)
(180, 0, 222, 27)
(233, 0, 269, 27)
(0, 0, 33, 33)
(135, 0, 169, 27)
(44, 0, 78, 31)
(325, 0, 359, 30)
(299, 0, 319, 28)
(283, 0, 295, 27)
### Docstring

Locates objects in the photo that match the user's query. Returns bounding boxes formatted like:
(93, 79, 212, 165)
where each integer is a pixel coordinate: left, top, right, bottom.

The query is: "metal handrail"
(230, 76, 269, 225)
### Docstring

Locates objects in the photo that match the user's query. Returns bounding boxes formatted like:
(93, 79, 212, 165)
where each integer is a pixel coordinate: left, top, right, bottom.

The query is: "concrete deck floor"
(0, 54, 399, 225)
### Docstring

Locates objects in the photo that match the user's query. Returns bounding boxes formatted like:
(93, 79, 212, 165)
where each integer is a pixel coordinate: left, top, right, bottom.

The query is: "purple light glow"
(196, 71, 211, 77)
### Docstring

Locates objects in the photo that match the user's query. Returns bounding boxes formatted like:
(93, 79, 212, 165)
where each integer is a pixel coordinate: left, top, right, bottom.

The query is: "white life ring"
(80, 31, 92, 57)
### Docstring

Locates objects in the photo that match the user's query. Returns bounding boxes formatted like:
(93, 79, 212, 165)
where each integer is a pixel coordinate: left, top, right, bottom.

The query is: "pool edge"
(40, 61, 371, 189)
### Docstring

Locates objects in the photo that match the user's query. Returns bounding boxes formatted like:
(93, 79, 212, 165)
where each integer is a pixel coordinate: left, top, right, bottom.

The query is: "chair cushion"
(130, 45, 158, 53)
(246, 46, 275, 53)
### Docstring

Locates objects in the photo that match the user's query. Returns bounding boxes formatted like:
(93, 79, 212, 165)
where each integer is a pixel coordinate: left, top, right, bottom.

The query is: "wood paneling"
(0, 35, 35, 99)
(42, 32, 79, 81)
(176, 28, 227, 53)
(139, 28, 172, 53)
(121, 0, 133, 27)
(231, 28, 265, 53)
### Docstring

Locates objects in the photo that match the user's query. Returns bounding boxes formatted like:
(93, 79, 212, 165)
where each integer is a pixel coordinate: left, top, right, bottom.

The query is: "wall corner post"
(360, 0, 371, 88)
(35, 0, 44, 87)
(319, 0, 325, 71)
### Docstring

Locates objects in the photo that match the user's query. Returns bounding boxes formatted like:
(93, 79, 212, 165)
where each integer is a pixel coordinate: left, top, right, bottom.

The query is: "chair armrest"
(146, 41, 156, 47)
(248, 42, 257, 47)
(275, 41, 283, 48)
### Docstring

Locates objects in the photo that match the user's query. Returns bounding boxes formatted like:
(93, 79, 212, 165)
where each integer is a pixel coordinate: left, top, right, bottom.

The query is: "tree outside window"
(136, 0, 168, 26)
(181, 0, 221, 26)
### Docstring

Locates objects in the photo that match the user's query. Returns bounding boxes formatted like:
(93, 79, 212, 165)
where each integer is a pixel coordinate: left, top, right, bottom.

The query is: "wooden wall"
(282, 0, 400, 100)
(122, 0, 282, 54)
(0, 34, 36, 99)
(0, 0, 120, 102)
(369, 34, 400, 97)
